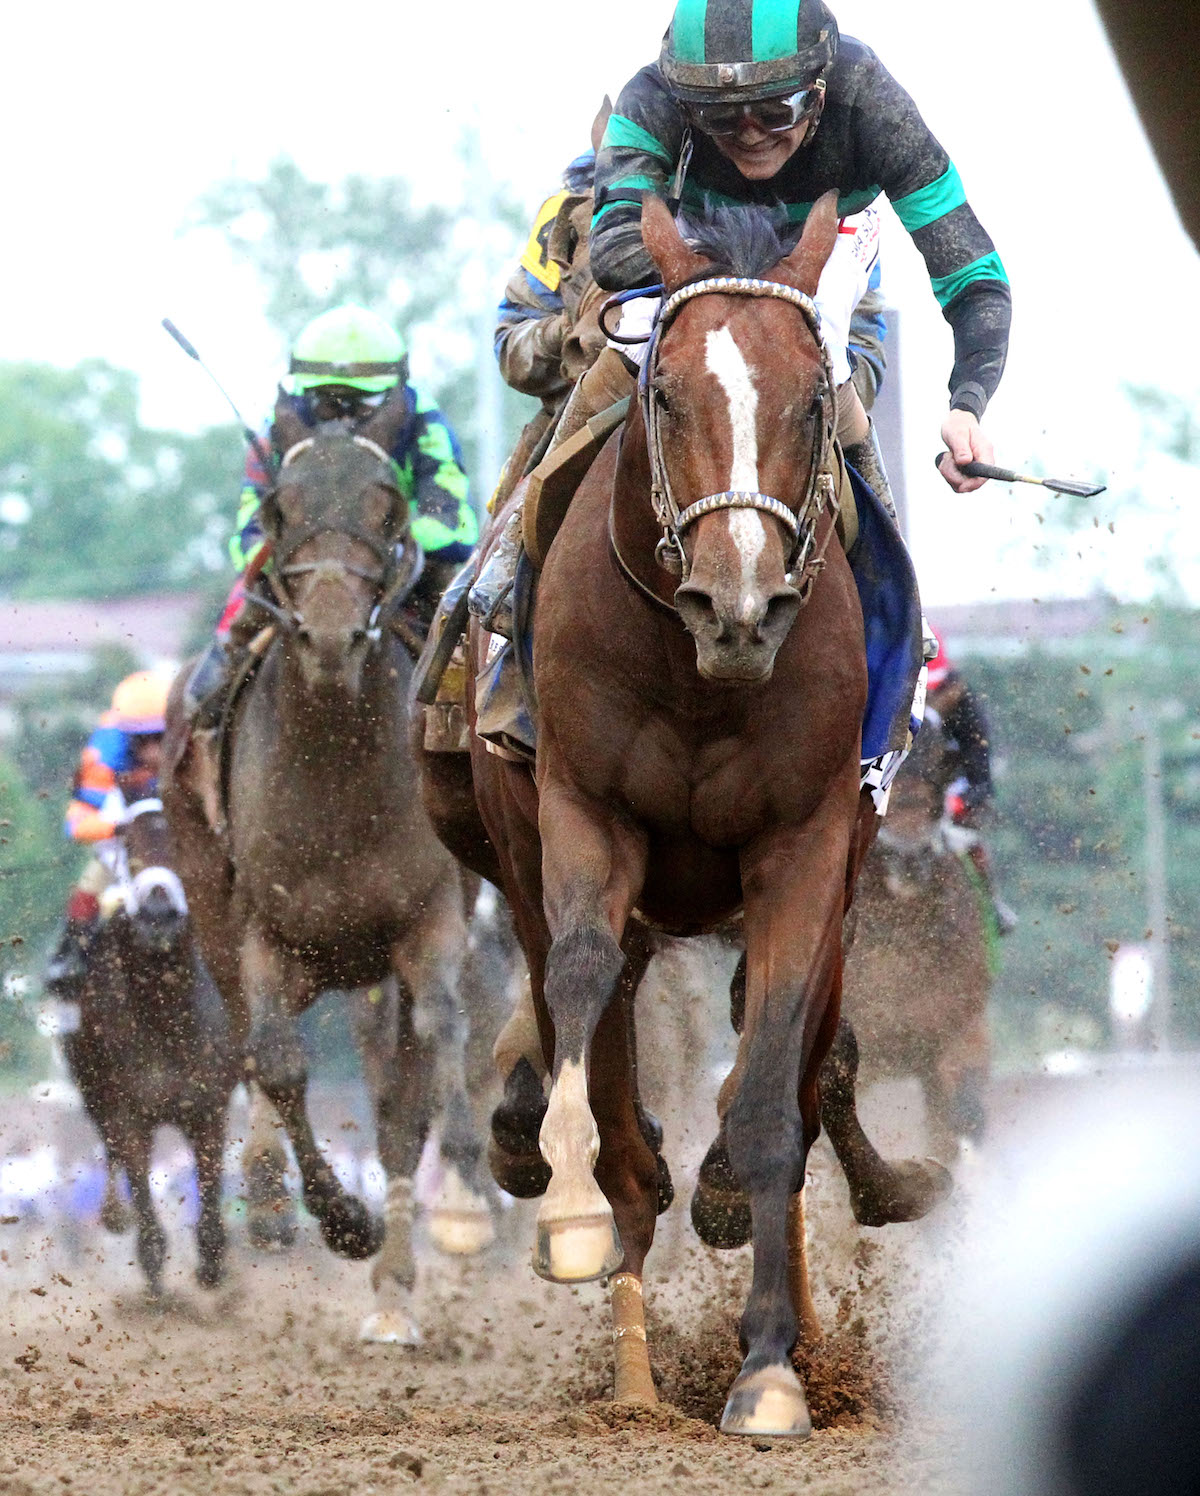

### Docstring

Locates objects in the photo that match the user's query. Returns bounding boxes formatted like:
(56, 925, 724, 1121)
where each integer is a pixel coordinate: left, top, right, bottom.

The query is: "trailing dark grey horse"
(63, 798, 237, 1296)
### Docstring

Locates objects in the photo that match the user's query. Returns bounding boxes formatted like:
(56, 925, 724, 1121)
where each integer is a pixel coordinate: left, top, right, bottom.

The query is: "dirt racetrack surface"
(0, 1073, 968, 1496)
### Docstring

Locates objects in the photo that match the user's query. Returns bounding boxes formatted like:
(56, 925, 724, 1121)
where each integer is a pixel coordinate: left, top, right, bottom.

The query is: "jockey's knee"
(836, 380, 870, 447)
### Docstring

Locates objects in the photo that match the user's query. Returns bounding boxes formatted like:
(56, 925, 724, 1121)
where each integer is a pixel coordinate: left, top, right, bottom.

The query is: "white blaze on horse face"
(705, 325, 767, 616)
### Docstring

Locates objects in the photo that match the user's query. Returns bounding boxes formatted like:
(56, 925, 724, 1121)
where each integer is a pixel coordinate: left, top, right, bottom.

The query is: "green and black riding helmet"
(660, 0, 837, 137)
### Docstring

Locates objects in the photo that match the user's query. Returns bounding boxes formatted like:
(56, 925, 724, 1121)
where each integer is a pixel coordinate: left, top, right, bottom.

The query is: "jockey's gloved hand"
(939, 410, 994, 495)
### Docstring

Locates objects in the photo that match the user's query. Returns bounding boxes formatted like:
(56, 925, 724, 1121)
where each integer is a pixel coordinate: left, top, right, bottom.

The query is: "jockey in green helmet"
(184, 304, 477, 726)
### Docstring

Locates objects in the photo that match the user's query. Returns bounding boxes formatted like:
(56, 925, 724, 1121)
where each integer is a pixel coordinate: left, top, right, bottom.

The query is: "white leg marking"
(706, 326, 766, 611)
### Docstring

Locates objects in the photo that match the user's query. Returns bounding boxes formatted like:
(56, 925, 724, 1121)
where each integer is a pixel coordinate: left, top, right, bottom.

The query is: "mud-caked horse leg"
(116, 1128, 167, 1298)
(489, 971, 552, 1198)
(398, 871, 495, 1259)
(98, 1155, 132, 1235)
(241, 1082, 298, 1250)
(242, 925, 381, 1259)
(190, 1110, 228, 1289)
(352, 976, 430, 1345)
(821, 1018, 952, 1226)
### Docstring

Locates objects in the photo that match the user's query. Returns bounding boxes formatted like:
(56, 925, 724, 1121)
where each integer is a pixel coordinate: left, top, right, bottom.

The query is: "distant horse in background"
(163, 392, 494, 1344)
(419, 195, 947, 1436)
(841, 710, 992, 1160)
(63, 798, 237, 1296)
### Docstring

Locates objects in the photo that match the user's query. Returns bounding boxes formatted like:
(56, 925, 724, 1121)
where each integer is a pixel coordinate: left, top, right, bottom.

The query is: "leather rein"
(253, 432, 423, 644)
(613, 274, 840, 611)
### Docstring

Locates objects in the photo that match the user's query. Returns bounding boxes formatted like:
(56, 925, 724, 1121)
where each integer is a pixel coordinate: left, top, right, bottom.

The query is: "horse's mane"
(679, 202, 803, 279)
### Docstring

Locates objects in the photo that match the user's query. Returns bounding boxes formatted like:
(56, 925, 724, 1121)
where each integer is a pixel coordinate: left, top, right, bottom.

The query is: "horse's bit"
(254, 433, 423, 643)
(638, 276, 839, 597)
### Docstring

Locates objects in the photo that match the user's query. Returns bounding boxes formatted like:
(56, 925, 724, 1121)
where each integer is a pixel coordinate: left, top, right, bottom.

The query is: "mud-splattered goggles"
(685, 85, 819, 137)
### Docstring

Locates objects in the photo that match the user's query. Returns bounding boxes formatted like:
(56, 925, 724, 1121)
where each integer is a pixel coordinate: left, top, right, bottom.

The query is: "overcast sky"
(7, 0, 1199, 606)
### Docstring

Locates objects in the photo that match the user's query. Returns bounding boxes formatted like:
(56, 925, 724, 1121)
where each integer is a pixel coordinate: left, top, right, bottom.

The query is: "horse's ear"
(642, 195, 707, 291)
(271, 386, 307, 458)
(360, 384, 411, 452)
(775, 190, 840, 296)
(591, 95, 613, 155)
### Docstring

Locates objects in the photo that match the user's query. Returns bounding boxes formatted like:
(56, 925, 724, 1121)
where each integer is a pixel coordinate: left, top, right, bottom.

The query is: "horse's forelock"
(678, 204, 802, 281)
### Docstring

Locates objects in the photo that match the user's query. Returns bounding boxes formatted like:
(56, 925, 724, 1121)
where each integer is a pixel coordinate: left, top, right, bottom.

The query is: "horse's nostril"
(350, 628, 367, 646)
(297, 626, 312, 645)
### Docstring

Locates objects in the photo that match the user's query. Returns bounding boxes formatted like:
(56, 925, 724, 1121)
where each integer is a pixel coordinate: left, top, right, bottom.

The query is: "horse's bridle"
(108, 798, 189, 920)
(639, 275, 839, 596)
(255, 432, 423, 641)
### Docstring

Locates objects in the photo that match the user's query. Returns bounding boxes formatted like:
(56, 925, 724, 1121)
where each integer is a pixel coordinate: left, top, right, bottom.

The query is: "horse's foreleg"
(351, 977, 427, 1345)
(590, 924, 661, 1405)
(190, 1112, 227, 1289)
(241, 1082, 297, 1250)
(397, 873, 496, 1260)
(533, 780, 647, 1285)
(120, 1131, 166, 1297)
(99, 1155, 132, 1235)
(821, 1018, 952, 1225)
(719, 796, 854, 1440)
(242, 927, 381, 1260)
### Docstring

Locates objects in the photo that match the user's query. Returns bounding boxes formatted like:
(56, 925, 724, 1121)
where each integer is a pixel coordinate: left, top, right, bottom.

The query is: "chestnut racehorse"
(420, 194, 945, 1437)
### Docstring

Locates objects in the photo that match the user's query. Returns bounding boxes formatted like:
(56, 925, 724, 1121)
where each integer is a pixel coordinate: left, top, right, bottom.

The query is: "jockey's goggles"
(685, 86, 817, 137)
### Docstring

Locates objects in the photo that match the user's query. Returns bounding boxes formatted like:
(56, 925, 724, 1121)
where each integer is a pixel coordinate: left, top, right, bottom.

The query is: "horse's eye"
(652, 384, 671, 414)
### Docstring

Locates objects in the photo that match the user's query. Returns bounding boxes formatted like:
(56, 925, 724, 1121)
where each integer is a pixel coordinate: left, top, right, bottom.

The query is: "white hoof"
(720, 1364, 812, 1439)
(533, 1210, 623, 1284)
(428, 1208, 496, 1256)
(426, 1168, 496, 1257)
(358, 1309, 423, 1346)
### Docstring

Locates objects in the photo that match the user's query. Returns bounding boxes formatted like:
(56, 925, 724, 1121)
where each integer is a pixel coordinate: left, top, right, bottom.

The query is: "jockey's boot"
(469, 346, 637, 639)
(967, 839, 1018, 936)
(843, 418, 898, 524)
(44, 906, 100, 1000)
(182, 638, 233, 732)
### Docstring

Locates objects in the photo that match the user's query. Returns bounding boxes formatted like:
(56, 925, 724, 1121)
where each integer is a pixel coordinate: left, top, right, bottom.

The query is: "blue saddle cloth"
(844, 463, 925, 761)
(477, 469, 923, 766)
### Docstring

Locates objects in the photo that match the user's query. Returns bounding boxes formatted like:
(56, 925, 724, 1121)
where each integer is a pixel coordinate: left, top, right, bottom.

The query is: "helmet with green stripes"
(288, 305, 408, 395)
(660, 0, 838, 102)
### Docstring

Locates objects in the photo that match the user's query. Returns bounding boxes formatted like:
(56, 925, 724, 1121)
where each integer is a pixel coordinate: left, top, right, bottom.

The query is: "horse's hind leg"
(241, 1082, 297, 1250)
(243, 928, 381, 1260)
(821, 1018, 952, 1225)
(190, 1110, 228, 1289)
(120, 1131, 166, 1297)
(351, 977, 428, 1345)
(396, 873, 495, 1259)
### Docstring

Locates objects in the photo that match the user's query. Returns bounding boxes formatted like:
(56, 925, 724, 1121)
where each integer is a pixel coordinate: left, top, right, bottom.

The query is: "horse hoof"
(195, 1259, 225, 1290)
(318, 1202, 384, 1261)
(850, 1156, 953, 1228)
(99, 1201, 132, 1235)
(532, 1211, 623, 1284)
(359, 1309, 422, 1346)
(691, 1177, 752, 1248)
(656, 1154, 674, 1216)
(247, 1209, 299, 1252)
(487, 1137, 551, 1198)
(720, 1364, 812, 1440)
(428, 1208, 496, 1257)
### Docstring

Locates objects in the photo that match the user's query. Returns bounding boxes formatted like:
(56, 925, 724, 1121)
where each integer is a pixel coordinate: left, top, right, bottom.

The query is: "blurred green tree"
(0, 360, 242, 599)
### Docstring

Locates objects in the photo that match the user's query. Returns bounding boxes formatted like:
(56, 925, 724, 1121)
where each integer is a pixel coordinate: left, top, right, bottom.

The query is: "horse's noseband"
(640, 275, 838, 595)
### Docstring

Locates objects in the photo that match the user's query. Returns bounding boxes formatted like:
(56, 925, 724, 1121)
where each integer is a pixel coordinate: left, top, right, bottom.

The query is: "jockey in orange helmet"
(44, 670, 171, 999)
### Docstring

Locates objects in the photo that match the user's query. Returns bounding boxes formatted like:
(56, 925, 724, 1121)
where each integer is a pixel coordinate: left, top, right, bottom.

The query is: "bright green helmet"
(660, 0, 838, 103)
(289, 305, 408, 395)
